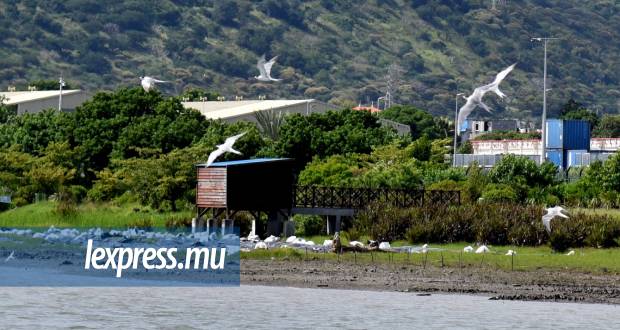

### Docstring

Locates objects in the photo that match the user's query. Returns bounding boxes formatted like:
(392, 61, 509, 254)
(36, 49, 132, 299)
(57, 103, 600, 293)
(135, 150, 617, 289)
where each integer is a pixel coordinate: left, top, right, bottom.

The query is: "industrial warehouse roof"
(196, 158, 293, 167)
(0, 90, 82, 105)
(182, 99, 316, 120)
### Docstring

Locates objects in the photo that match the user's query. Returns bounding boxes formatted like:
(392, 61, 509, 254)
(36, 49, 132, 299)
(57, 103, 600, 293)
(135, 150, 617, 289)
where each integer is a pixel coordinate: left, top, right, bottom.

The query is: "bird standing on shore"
(542, 206, 570, 232)
(205, 132, 246, 167)
(255, 55, 281, 82)
(140, 76, 169, 92)
(457, 64, 516, 134)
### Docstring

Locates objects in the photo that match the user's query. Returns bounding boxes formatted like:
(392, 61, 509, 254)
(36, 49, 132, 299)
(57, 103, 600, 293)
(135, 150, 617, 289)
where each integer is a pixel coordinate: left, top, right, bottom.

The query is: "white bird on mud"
(247, 233, 260, 242)
(255, 55, 281, 82)
(5, 251, 15, 262)
(475, 245, 490, 254)
(140, 76, 169, 92)
(349, 241, 364, 248)
(286, 236, 297, 243)
(264, 235, 279, 243)
(457, 64, 516, 134)
(254, 242, 268, 250)
(463, 246, 474, 253)
(542, 206, 570, 232)
(566, 250, 575, 256)
(505, 250, 516, 256)
(379, 242, 391, 251)
(421, 244, 429, 254)
(205, 132, 246, 167)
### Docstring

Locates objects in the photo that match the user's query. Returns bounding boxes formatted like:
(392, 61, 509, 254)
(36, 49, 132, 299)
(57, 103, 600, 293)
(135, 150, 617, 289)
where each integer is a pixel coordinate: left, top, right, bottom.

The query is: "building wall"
(16, 92, 89, 115)
(471, 139, 542, 155)
(590, 138, 620, 152)
(473, 138, 620, 155)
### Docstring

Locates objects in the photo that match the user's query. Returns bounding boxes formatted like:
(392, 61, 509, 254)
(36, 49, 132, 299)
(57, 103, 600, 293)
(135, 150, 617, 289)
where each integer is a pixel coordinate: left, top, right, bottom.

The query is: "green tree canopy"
(379, 105, 443, 140)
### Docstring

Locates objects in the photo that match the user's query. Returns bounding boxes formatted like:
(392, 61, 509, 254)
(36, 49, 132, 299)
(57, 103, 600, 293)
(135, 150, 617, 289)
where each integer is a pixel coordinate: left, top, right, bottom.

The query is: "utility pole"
(531, 37, 558, 164)
(453, 92, 465, 166)
(58, 75, 66, 111)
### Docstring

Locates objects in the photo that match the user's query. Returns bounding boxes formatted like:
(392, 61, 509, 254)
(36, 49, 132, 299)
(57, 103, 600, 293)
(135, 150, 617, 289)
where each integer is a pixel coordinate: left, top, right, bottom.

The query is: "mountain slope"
(1, 0, 619, 120)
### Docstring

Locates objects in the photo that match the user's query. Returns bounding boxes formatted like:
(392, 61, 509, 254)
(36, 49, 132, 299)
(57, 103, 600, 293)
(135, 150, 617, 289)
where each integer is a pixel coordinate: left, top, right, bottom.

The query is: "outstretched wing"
(477, 64, 516, 95)
(206, 148, 225, 167)
(264, 56, 278, 76)
(223, 132, 247, 148)
(492, 63, 516, 85)
(256, 55, 268, 77)
(152, 78, 168, 83)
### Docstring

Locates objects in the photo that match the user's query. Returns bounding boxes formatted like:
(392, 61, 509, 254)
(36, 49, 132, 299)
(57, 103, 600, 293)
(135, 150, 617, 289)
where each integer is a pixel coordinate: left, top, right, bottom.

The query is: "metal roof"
(196, 158, 293, 167)
(183, 99, 316, 120)
(0, 90, 82, 105)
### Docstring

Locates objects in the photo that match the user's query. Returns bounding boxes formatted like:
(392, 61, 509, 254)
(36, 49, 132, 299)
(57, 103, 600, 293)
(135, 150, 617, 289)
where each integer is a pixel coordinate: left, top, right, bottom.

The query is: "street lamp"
(531, 37, 558, 164)
(58, 75, 66, 111)
(453, 92, 465, 166)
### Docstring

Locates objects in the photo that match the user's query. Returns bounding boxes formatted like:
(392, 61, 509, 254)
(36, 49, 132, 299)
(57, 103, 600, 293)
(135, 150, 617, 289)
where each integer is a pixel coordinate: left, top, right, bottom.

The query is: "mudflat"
(241, 259, 620, 304)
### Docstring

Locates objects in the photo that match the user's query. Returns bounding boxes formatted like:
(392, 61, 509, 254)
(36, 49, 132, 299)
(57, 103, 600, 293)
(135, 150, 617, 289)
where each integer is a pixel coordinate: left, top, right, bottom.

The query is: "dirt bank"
(241, 259, 620, 304)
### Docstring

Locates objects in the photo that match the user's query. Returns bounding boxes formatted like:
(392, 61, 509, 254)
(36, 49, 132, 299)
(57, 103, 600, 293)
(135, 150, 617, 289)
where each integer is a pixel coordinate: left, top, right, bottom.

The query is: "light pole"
(531, 37, 558, 164)
(453, 92, 465, 166)
(58, 75, 66, 111)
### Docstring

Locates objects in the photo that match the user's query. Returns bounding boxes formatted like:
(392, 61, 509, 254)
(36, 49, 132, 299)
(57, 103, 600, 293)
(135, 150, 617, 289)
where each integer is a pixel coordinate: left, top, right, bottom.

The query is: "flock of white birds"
(140, 54, 281, 92)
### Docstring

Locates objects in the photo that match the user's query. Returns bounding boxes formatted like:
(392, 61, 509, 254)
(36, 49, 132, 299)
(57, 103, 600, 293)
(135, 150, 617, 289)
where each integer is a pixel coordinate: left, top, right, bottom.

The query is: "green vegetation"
(0, 201, 191, 228)
(241, 244, 620, 274)
(472, 131, 540, 141)
(2, 1, 620, 118)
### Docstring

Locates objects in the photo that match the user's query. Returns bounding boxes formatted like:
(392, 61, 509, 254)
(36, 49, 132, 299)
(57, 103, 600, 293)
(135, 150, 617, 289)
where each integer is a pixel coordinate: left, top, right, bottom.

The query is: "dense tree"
(275, 109, 396, 169)
(559, 99, 599, 129)
(593, 115, 620, 138)
(380, 105, 443, 140)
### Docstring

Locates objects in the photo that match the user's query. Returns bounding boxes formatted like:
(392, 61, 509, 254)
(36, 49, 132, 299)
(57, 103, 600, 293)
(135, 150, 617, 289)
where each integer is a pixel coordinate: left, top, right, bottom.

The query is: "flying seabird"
(255, 55, 281, 82)
(205, 132, 246, 167)
(140, 76, 169, 92)
(542, 206, 569, 232)
(457, 64, 516, 134)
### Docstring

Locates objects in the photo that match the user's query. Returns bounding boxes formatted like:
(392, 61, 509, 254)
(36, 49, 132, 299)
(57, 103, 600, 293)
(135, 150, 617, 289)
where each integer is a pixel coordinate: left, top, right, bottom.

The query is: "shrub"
(294, 215, 324, 236)
(549, 230, 572, 252)
(480, 184, 518, 203)
(127, 218, 153, 230)
(165, 216, 192, 231)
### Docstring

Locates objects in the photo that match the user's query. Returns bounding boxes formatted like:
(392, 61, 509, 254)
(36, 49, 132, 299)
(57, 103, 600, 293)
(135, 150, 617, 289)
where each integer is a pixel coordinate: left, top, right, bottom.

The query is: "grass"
(242, 242, 620, 274)
(571, 208, 620, 219)
(0, 201, 193, 228)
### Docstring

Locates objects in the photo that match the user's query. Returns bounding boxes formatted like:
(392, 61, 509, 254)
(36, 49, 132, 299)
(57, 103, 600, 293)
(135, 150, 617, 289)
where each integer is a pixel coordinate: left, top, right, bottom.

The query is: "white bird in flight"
(5, 251, 15, 262)
(255, 55, 281, 82)
(542, 206, 569, 232)
(205, 132, 246, 167)
(457, 63, 516, 134)
(140, 76, 169, 92)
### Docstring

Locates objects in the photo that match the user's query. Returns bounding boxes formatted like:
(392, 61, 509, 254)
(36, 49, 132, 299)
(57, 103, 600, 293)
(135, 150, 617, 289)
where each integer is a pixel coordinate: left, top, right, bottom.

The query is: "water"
(1, 285, 618, 329)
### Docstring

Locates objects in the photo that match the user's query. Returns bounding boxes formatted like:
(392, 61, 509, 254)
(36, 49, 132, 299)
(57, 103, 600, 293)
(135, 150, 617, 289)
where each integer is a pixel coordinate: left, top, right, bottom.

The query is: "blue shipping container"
(566, 150, 588, 167)
(545, 149, 564, 168)
(545, 119, 590, 150)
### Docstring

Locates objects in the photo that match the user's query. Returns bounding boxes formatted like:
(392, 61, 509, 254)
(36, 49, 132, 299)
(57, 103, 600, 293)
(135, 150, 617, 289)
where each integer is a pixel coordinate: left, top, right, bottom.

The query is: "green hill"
(1, 0, 619, 119)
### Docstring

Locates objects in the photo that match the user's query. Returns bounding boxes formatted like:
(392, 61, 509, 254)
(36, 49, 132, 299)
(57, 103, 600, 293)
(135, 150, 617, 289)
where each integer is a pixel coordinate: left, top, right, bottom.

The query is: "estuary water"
(0, 285, 619, 329)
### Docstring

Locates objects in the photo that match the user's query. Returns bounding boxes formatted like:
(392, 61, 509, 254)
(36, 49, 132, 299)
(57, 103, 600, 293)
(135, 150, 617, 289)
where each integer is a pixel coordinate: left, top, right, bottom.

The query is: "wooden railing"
(292, 185, 460, 210)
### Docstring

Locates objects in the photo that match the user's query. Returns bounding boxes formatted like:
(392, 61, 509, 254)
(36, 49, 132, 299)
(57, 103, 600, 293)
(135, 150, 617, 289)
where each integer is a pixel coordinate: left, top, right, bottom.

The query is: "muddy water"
(1, 285, 619, 329)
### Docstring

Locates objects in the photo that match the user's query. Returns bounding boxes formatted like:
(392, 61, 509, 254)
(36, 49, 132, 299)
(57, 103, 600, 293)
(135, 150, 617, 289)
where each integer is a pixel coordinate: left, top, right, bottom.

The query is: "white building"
(182, 99, 337, 123)
(0, 90, 90, 115)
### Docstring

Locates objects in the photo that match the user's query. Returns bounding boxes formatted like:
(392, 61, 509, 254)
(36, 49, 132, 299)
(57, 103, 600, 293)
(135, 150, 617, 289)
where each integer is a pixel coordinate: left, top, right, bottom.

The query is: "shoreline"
(240, 259, 620, 305)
